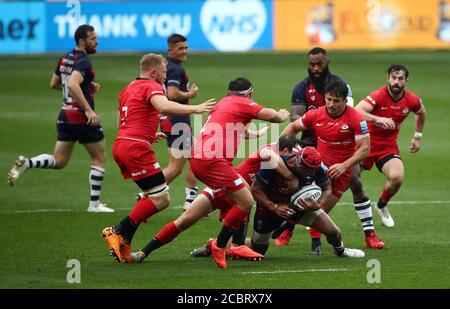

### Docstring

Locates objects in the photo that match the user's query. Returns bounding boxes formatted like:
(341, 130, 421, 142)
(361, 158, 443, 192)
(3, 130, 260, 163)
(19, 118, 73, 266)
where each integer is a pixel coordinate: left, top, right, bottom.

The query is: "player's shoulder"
(403, 89, 421, 104)
(292, 77, 310, 92)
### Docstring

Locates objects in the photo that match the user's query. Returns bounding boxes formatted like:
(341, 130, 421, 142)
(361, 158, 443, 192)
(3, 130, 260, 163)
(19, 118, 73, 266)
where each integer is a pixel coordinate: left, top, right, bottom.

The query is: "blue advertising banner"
(0, 2, 46, 54)
(45, 0, 273, 52)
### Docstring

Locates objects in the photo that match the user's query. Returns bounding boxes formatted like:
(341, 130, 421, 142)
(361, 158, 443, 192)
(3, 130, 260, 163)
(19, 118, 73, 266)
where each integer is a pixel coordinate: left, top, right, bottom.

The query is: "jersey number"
(120, 106, 128, 125)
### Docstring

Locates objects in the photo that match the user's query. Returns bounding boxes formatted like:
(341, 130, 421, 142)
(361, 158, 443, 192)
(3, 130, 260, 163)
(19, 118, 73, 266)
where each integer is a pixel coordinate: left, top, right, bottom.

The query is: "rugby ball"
(290, 185, 322, 211)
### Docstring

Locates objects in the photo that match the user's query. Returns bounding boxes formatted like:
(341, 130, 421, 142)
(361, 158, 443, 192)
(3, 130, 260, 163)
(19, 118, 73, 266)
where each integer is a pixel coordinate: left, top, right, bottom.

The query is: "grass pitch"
(0, 50, 449, 289)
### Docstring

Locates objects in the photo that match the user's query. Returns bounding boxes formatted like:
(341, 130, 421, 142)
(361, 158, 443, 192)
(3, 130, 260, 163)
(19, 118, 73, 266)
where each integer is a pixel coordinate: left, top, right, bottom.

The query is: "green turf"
(1, 50, 449, 288)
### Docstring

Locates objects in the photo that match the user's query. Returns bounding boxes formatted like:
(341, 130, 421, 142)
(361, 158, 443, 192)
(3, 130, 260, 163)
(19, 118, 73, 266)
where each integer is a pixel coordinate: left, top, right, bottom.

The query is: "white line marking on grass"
(2, 200, 450, 214)
(242, 268, 348, 275)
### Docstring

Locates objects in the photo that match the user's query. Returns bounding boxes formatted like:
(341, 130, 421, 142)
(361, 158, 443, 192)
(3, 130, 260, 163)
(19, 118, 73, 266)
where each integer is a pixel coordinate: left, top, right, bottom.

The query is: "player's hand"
(195, 98, 216, 113)
(90, 82, 100, 94)
(375, 117, 396, 130)
(278, 109, 290, 122)
(275, 203, 295, 219)
(155, 132, 167, 142)
(328, 163, 347, 179)
(255, 125, 269, 138)
(292, 144, 302, 154)
(189, 83, 199, 99)
(297, 197, 321, 211)
(409, 137, 421, 153)
(85, 110, 100, 126)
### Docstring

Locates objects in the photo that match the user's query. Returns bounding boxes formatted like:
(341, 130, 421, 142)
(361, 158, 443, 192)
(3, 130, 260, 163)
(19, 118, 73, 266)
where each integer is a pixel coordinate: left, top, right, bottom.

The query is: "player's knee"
(250, 231, 270, 255)
(147, 192, 170, 210)
(390, 174, 403, 187)
(53, 155, 69, 169)
(250, 239, 269, 255)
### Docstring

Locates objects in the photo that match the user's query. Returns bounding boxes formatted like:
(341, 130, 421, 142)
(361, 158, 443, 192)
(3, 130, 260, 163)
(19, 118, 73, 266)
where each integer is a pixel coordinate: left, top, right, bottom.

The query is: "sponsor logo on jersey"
(402, 108, 409, 114)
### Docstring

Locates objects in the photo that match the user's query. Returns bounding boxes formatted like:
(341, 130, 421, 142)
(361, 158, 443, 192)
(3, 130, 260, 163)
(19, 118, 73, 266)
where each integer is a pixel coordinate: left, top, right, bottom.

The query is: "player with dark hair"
(129, 135, 300, 263)
(282, 78, 382, 252)
(8, 24, 113, 212)
(188, 77, 290, 269)
(101, 53, 215, 263)
(160, 33, 200, 210)
(250, 147, 364, 258)
(350, 64, 426, 228)
(279, 47, 384, 252)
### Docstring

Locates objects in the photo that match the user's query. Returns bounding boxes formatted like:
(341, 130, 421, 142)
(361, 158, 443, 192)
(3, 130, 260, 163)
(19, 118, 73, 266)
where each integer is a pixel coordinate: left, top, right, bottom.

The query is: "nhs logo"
(200, 0, 268, 51)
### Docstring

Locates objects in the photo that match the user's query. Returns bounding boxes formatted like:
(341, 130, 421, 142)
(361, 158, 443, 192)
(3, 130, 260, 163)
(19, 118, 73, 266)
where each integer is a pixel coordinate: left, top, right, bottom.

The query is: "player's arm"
(245, 125, 268, 139)
(256, 108, 290, 123)
(281, 118, 306, 136)
(328, 136, 370, 179)
(167, 84, 198, 101)
(251, 179, 294, 219)
(151, 95, 215, 115)
(317, 179, 333, 208)
(409, 104, 426, 153)
(355, 100, 395, 130)
(259, 147, 298, 192)
(68, 70, 99, 126)
(50, 73, 62, 90)
(290, 105, 306, 122)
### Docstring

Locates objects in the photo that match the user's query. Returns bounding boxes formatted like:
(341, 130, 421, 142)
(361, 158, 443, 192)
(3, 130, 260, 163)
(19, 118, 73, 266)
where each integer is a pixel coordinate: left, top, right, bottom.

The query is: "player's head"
(295, 146, 322, 176)
(74, 24, 97, 55)
(140, 53, 168, 84)
(167, 34, 188, 62)
(227, 77, 254, 97)
(276, 135, 300, 155)
(324, 78, 348, 118)
(307, 47, 330, 83)
(386, 64, 409, 95)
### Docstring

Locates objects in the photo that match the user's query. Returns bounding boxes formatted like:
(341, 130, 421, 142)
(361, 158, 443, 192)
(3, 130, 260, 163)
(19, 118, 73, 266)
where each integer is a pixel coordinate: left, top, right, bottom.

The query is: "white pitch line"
(242, 268, 348, 275)
(2, 200, 450, 214)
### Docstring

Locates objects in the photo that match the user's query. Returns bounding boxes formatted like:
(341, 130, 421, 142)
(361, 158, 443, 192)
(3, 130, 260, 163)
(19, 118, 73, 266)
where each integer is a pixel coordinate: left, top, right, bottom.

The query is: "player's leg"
(102, 140, 168, 263)
(307, 211, 365, 258)
(83, 138, 112, 212)
(7, 124, 77, 186)
(132, 193, 212, 263)
(349, 164, 384, 249)
(210, 187, 254, 269)
(307, 189, 341, 255)
(184, 136, 198, 210)
(184, 161, 198, 210)
(103, 172, 169, 263)
(249, 206, 283, 255)
(375, 156, 404, 227)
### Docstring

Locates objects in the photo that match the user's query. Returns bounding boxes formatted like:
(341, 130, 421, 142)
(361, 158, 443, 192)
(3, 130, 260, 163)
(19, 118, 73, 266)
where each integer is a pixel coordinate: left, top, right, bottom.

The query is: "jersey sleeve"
(363, 89, 382, 108)
(291, 79, 308, 106)
(145, 83, 166, 103)
(73, 57, 91, 78)
(166, 65, 184, 88)
(411, 95, 423, 113)
(313, 165, 329, 187)
(255, 168, 276, 188)
(351, 110, 370, 140)
(54, 56, 63, 76)
(247, 101, 264, 118)
(300, 109, 316, 129)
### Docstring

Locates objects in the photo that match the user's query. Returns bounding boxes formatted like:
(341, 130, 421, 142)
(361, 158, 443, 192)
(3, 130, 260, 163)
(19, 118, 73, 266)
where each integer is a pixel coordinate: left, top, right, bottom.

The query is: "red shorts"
(361, 143, 400, 171)
(112, 139, 161, 181)
(190, 158, 246, 193)
(330, 167, 352, 198)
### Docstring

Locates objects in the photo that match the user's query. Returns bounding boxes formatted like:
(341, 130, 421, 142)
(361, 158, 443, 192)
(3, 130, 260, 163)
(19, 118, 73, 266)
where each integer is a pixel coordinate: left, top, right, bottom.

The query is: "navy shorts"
(57, 122, 105, 144)
(163, 122, 192, 151)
